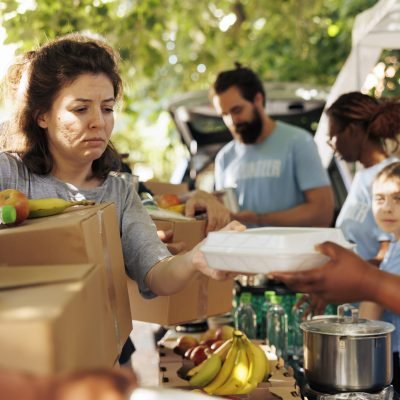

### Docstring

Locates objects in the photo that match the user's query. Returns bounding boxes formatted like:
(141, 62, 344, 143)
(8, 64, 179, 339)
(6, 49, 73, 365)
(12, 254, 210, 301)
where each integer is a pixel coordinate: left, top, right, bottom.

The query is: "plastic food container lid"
(300, 317, 395, 336)
(201, 227, 354, 274)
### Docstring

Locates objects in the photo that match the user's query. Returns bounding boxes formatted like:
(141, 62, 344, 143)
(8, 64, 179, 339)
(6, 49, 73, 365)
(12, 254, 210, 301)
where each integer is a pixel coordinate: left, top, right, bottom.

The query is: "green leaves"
(0, 0, 378, 179)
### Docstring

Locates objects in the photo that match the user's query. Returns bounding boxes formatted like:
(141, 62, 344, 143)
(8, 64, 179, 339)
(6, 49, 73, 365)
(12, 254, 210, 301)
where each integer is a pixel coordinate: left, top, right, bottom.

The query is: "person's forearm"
(257, 203, 333, 227)
(371, 269, 400, 315)
(144, 252, 200, 296)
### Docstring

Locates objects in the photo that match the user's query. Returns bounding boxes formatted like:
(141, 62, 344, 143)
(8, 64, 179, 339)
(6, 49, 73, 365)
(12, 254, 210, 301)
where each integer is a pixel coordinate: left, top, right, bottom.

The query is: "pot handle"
(337, 304, 359, 323)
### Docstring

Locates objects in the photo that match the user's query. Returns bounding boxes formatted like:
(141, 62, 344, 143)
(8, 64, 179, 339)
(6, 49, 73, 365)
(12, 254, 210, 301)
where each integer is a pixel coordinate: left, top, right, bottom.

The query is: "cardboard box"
(0, 203, 132, 355)
(127, 215, 234, 325)
(128, 268, 234, 325)
(0, 264, 116, 375)
(144, 181, 189, 196)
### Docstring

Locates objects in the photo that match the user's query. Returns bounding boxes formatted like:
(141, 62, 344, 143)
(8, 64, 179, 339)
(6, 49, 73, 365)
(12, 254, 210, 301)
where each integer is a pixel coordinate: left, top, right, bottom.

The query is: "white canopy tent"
(315, 0, 400, 189)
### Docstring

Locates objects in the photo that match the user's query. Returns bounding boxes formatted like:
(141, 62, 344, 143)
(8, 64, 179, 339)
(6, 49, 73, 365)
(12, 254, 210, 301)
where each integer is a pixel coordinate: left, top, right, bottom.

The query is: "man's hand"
(184, 190, 231, 233)
(231, 210, 259, 226)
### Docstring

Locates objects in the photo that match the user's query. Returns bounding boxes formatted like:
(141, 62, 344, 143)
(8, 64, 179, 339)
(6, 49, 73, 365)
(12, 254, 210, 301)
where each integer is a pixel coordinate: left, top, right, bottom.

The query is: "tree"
(0, 0, 378, 179)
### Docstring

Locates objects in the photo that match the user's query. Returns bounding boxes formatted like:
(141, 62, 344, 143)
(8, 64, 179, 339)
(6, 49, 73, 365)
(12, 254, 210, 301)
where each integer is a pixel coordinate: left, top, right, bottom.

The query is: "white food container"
(201, 227, 354, 274)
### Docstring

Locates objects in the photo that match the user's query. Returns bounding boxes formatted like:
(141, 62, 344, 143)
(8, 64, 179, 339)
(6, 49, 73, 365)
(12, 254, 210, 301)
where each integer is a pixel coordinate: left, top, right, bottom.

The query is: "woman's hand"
(190, 220, 246, 280)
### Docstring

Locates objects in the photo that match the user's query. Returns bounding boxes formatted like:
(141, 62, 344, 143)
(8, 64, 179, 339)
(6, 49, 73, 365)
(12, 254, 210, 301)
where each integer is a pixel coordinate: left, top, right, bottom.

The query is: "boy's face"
(372, 177, 400, 239)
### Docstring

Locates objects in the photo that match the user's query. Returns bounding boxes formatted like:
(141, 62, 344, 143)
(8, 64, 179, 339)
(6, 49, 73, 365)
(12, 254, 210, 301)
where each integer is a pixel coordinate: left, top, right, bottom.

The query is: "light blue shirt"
(380, 240, 400, 353)
(335, 157, 399, 260)
(214, 121, 330, 225)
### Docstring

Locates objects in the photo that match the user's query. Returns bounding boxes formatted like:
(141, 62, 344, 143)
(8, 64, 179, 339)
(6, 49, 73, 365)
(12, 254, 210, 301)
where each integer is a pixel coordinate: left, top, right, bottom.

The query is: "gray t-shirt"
(0, 152, 172, 298)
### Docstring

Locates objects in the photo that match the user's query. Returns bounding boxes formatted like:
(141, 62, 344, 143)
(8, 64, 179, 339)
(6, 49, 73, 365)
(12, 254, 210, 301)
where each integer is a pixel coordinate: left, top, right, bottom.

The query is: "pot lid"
(300, 317, 395, 336)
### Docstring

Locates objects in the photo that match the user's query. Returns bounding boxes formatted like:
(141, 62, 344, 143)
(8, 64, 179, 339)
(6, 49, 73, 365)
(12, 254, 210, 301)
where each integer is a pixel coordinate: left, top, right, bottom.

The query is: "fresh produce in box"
(156, 193, 181, 209)
(28, 198, 95, 218)
(0, 205, 17, 225)
(0, 189, 29, 225)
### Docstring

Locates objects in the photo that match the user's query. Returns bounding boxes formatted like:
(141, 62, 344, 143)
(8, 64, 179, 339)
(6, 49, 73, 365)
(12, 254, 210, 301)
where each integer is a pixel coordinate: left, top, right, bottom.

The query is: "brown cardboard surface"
(153, 218, 207, 251)
(0, 264, 116, 375)
(128, 274, 233, 326)
(144, 181, 189, 196)
(128, 217, 233, 325)
(0, 203, 131, 355)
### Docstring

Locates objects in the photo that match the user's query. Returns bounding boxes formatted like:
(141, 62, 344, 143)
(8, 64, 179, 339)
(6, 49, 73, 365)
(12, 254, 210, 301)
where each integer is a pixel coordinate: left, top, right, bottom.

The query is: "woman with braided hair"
(328, 91, 400, 265)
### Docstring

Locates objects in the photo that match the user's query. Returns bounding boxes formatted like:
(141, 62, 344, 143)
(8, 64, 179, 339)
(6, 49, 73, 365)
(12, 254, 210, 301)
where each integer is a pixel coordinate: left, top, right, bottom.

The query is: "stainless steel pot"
(300, 305, 395, 393)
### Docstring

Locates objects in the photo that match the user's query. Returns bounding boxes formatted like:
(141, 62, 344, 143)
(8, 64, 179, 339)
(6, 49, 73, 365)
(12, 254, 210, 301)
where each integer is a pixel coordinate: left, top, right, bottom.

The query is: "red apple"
(189, 345, 209, 366)
(184, 346, 196, 359)
(0, 189, 29, 225)
(173, 335, 199, 356)
(210, 340, 225, 352)
(156, 193, 181, 209)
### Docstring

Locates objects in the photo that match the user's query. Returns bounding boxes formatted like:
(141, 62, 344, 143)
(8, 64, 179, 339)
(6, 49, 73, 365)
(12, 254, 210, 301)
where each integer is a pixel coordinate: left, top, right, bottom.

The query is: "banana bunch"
(187, 330, 269, 396)
(28, 198, 96, 218)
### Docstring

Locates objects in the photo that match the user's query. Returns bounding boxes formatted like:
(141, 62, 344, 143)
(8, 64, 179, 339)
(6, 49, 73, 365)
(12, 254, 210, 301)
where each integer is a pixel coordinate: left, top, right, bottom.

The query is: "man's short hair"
(211, 63, 266, 105)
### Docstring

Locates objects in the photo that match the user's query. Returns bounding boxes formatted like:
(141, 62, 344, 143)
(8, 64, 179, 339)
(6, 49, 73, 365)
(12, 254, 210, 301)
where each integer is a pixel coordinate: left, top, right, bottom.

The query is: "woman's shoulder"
(0, 151, 21, 161)
(0, 152, 24, 169)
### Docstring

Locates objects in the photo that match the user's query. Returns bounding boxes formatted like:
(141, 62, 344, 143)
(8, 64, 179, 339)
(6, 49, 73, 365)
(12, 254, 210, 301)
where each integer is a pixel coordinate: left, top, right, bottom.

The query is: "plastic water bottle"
(266, 293, 288, 360)
(291, 293, 309, 360)
(280, 294, 296, 356)
(234, 292, 257, 339)
(259, 290, 275, 341)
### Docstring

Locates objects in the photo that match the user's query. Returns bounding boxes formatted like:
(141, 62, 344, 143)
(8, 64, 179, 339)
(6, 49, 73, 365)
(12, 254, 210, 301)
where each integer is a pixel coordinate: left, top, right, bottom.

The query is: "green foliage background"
(0, 0, 378, 179)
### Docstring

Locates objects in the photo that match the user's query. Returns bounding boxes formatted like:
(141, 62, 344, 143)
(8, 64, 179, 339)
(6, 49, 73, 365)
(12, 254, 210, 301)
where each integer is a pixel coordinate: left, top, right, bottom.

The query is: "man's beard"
(235, 107, 263, 144)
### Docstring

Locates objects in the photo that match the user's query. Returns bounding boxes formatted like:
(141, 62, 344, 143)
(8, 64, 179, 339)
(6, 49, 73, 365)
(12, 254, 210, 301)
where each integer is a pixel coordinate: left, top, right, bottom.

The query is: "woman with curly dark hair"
(327, 91, 400, 265)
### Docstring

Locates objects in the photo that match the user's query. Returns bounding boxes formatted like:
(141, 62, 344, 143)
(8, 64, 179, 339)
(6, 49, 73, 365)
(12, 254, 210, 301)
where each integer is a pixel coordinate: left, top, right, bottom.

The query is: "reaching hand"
(184, 190, 231, 233)
(268, 241, 377, 304)
(190, 220, 246, 280)
(294, 294, 327, 318)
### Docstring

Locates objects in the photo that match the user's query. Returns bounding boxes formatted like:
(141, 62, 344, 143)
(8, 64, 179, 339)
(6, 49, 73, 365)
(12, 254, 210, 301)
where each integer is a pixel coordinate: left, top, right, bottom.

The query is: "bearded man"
(211, 65, 334, 228)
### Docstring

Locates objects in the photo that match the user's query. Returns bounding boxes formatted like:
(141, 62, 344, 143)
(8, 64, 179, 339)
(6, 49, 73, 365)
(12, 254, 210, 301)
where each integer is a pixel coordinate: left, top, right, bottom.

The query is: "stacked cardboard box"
(127, 181, 234, 325)
(0, 264, 116, 375)
(0, 203, 132, 373)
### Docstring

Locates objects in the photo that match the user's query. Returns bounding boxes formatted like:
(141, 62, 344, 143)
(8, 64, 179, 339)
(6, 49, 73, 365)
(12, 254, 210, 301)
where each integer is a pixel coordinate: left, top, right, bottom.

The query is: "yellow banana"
(28, 198, 95, 218)
(203, 336, 239, 394)
(212, 338, 233, 361)
(186, 357, 209, 378)
(212, 333, 250, 396)
(238, 336, 269, 394)
(188, 353, 222, 387)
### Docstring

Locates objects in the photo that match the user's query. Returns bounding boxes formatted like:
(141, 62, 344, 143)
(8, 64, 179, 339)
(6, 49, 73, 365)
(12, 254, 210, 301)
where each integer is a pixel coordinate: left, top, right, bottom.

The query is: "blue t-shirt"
(335, 157, 399, 260)
(214, 121, 330, 223)
(380, 240, 400, 353)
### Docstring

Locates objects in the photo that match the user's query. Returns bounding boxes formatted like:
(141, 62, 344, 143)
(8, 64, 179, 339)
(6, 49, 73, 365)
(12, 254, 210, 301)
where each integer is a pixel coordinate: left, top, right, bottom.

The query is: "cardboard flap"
(144, 181, 188, 195)
(0, 264, 95, 290)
